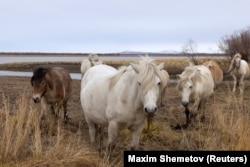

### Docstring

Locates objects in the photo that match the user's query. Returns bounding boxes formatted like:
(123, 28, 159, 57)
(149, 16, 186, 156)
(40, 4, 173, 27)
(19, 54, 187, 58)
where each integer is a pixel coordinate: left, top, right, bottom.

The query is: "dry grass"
(0, 83, 249, 166)
(0, 94, 121, 167)
(0, 57, 249, 166)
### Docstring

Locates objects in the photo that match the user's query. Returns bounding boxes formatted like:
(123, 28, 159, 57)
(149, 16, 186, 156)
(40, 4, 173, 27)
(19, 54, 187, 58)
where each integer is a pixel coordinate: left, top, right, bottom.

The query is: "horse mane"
(109, 66, 128, 90)
(137, 56, 165, 94)
(31, 67, 49, 85)
(177, 66, 202, 90)
(109, 56, 164, 92)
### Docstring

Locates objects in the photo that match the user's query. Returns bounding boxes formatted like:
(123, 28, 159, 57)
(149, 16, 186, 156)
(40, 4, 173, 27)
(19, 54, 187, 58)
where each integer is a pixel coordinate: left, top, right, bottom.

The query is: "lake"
(0, 55, 177, 78)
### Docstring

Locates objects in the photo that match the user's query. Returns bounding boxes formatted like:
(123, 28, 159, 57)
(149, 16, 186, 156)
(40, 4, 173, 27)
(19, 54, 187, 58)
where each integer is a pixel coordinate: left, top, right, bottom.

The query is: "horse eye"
(41, 82, 46, 86)
(189, 86, 192, 89)
(157, 82, 161, 86)
(137, 82, 141, 86)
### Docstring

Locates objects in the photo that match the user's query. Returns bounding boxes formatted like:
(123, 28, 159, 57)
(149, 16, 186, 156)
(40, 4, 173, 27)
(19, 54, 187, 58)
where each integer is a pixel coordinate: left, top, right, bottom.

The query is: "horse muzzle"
(182, 101, 189, 107)
(144, 106, 157, 117)
(33, 97, 41, 103)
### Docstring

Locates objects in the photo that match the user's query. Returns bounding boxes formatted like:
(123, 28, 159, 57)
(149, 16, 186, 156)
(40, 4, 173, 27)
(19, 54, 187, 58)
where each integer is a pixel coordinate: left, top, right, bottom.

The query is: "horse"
(203, 60, 223, 88)
(160, 69, 170, 106)
(80, 56, 165, 157)
(31, 67, 73, 127)
(227, 53, 250, 94)
(80, 54, 103, 78)
(177, 65, 214, 126)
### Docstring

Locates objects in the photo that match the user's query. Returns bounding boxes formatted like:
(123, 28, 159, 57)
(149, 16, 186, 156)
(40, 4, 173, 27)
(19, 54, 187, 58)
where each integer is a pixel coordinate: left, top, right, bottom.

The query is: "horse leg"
(63, 101, 69, 123)
(87, 121, 96, 146)
(97, 126, 104, 157)
(130, 123, 145, 151)
(199, 100, 206, 122)
(39, 99, 48, 129)
(106, 120, 118, 159)
(190, 97, 201, 123)
(185, 107, 190, 125)
(239, 75, 245, 96)
(231, 74, 237, 93)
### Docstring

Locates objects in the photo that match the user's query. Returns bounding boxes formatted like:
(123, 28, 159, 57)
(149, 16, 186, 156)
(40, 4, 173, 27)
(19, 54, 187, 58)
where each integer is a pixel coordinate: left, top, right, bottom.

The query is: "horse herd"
(30, 53, 249, 157)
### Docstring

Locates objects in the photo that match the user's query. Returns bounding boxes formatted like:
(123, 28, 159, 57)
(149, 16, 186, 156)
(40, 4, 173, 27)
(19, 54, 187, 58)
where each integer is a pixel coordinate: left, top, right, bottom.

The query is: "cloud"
(0, 0, 249, 53)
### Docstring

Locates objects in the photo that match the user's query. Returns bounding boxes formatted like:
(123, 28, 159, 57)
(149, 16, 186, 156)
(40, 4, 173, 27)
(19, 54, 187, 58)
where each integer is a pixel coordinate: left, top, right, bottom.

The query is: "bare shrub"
(219, 27, 250, 62)
(182, 39, 199, 65)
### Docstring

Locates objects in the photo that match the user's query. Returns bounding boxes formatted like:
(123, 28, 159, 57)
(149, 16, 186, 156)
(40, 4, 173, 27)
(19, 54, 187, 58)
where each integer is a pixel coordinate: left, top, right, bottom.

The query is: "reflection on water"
(0, 70, 81, 80)
(0, 56, 145, 64)
(0, 55, 175, 64)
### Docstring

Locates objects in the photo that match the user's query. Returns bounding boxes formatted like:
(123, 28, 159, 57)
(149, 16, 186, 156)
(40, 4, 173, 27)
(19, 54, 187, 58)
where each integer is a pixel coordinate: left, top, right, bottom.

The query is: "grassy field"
(0, 57, 249, 166)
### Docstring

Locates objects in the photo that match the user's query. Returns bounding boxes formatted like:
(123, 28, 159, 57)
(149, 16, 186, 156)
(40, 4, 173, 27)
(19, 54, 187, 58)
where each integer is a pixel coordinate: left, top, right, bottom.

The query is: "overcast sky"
(0, 0, 249, 53)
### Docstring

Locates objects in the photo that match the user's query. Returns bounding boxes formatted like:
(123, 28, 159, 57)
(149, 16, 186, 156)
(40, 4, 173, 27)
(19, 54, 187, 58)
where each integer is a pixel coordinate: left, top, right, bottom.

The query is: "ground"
(0, 72, 249, 166)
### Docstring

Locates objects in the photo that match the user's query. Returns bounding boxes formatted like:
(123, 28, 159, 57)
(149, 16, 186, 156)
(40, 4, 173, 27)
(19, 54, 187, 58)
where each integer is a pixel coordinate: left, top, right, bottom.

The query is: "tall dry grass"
(0, 94, 122, 167)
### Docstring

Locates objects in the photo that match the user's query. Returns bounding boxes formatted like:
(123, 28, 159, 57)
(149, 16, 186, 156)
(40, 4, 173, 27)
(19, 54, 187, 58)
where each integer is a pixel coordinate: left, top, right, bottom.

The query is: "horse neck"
(115, 68, 143, 109)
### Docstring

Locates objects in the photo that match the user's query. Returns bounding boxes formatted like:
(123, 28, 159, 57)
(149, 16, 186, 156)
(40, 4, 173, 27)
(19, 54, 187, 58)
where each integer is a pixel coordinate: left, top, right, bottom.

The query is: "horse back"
(203, 61, 223, 85)
(192, 65, 214, 99)
(45, 67, 72, 101)
(240, 60, 250, 77)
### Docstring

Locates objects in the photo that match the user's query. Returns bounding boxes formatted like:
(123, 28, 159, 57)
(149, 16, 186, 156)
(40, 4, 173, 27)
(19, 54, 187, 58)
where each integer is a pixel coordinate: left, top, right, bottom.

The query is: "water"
(0, 70, 81, 80)
(0, 55, 173, 64)
(0, 55, 174, 78)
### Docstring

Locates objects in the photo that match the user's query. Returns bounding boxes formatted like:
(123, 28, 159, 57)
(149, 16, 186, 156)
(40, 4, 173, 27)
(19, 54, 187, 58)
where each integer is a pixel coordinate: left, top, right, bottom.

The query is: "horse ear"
(157, 63, 164, 70)
(130, 63, 140, 73)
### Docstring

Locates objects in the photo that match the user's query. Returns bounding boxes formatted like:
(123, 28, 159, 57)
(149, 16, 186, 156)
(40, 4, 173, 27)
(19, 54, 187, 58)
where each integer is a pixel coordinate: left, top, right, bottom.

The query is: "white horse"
(80, 56, 165, 157)
(160, 69, 170, 106)
(177, 65, 214, 125)
(80, 54, 103, 78)
(227, 53, 250, 94)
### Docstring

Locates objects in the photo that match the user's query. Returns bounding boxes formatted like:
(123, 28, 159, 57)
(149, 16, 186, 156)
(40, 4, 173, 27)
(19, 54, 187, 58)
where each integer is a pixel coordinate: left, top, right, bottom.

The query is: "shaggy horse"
(160, 68, 170, 106)
(80, 54, 103, 78)
(80, 56, 165, 157)
(31, 67, 73, 126)
(203, 60, 223, 88)
(177, 65, 214, 125)
(227, 53, 250, 94)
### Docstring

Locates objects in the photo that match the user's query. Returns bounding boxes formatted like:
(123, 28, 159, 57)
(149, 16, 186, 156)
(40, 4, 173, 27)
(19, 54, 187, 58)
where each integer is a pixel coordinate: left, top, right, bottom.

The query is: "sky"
(0, 0, 249, 53)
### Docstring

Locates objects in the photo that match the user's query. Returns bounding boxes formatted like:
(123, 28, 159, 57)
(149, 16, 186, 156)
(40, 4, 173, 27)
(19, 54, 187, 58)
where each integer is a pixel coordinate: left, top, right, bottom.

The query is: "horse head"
(31, 67, 49, 103)
(131, 61, 164, 117)
(234, 53, 242, 69)
(177, 67, 198, 107)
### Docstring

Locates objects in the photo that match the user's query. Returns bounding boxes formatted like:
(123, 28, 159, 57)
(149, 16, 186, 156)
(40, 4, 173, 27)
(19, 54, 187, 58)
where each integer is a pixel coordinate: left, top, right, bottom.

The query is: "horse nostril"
(144, 107, 148, 113)
(154, 107, 158, 112)
(33, 97, 40, 103)
(182, 101, 188, 107)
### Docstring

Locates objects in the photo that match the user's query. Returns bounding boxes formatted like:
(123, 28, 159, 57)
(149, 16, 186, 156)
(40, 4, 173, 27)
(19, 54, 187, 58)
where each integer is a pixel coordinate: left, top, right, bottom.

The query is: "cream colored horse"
(177, 65, 214, 125)
(80, 56, 165, 157)
(160, 69, 170, 106)
(227, 53, 250, 94)
(80, 54, 103, 77)
(203, 60, 223, 88)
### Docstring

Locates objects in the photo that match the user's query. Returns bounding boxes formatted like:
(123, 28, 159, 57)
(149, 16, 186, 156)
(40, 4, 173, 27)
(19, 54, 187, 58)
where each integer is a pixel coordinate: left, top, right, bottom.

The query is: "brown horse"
(203, 60, 223, 88)
(31, 67, 73, 126)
